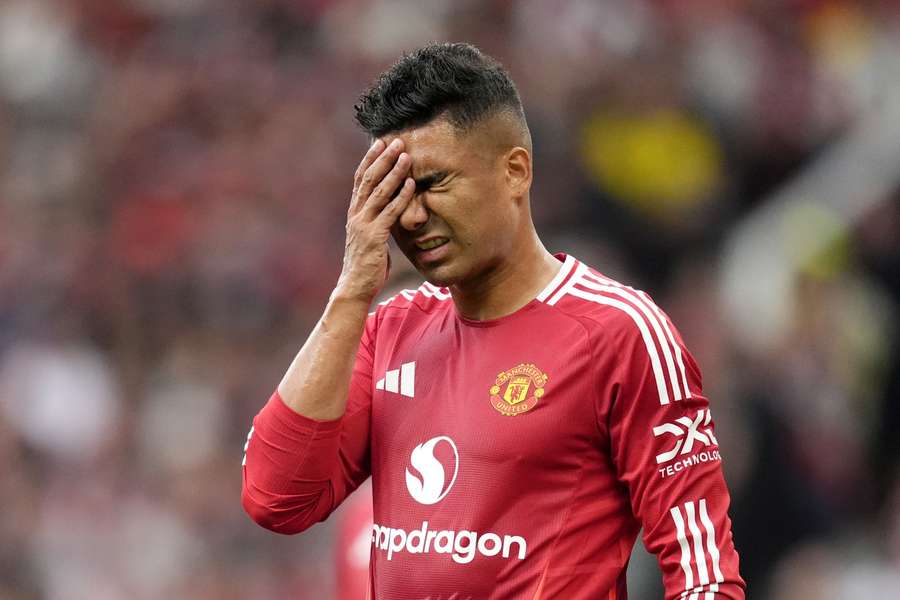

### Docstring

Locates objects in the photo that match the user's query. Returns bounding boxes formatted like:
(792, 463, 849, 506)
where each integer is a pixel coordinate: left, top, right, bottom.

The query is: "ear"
(505, 146, 532, 200)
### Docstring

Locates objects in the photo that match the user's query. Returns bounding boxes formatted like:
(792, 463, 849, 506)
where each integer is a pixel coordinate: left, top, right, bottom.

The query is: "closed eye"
(414, 171, 449, 193)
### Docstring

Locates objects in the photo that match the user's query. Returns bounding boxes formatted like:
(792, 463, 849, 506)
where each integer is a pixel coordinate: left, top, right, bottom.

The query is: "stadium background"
(1, 0, 899, 598)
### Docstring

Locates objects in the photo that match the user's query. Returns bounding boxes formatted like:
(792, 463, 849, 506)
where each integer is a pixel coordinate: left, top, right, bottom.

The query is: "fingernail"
(391, 139, 402, 149)
(372, 139, 384, 149)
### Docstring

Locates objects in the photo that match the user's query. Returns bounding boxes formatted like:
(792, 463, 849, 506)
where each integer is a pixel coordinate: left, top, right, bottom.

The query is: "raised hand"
(335, 138, 416, 303)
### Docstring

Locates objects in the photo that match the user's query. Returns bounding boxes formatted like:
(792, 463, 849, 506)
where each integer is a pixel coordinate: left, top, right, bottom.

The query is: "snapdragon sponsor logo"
(373, 435, 529, 564)
(371, 521, 527, 564)
(654, 409, 721, 478)
(406, 436, 458, 505)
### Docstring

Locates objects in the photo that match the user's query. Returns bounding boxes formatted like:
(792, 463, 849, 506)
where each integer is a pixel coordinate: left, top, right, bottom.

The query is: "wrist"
(332, 271, 382, 306)
(329, 285, 376, 309)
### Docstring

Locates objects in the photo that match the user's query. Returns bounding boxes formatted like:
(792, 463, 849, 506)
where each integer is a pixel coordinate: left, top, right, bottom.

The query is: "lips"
(415, 237, 449, 251)
(408, 235, 452, 264)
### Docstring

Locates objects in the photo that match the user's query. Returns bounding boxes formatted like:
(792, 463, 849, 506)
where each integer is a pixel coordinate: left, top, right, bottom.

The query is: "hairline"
(371, 107, 531, 154)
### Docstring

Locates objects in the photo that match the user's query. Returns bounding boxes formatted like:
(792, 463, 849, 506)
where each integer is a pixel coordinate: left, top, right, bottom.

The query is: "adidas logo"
(376, 362, 416, 397)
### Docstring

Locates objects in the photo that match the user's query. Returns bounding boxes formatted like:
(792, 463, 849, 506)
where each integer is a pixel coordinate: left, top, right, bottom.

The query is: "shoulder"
(370, 281, 452, 320)
(544, 254, 696, 404)
(540, 255, 666, 340)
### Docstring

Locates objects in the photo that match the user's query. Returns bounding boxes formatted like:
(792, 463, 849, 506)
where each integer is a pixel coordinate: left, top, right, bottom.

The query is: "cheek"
(456, 208, 507, 257)
(438, 177, 508, 246)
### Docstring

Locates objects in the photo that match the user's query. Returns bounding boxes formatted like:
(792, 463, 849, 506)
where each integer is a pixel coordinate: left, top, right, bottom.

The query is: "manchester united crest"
(489, 363, 548, 416)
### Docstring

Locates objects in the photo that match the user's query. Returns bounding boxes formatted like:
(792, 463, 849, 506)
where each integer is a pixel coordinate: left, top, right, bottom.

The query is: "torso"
(367, 271, 637, 599)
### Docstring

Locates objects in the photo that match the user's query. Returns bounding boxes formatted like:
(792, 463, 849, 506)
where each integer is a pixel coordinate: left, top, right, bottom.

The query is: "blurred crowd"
(1, 0, 899, 598)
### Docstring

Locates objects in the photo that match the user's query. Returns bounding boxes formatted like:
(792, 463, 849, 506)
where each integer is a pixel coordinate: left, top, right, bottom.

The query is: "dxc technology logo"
(654, 408, 722, 478)
(405, 436, 459, 505)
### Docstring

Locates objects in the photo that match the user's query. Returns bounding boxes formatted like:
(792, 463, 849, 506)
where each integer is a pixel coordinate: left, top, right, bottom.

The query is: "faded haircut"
(354, 42, 527, 138)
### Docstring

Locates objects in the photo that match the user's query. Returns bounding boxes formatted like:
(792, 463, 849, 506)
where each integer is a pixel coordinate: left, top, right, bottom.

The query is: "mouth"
(409, 236, 452, 265)
(415, 237, 450, 251)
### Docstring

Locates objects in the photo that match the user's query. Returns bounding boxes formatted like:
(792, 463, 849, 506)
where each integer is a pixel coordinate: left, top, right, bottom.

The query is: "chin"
(414, 261, 461, 288)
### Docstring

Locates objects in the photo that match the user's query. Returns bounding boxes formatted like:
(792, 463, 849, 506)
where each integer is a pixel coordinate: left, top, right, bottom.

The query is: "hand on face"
(335, 138, 415, 303)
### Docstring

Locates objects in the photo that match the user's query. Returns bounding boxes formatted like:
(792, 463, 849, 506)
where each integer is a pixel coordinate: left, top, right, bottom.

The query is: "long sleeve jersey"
(242, 253, 745, 599)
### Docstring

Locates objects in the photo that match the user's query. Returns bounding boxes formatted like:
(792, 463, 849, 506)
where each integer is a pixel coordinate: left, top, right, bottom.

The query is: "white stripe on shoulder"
(579, 271, 688, 401)
(592, 274, 692, 399)
(377, 294, 397, 307)
(547, 261, 588, 305)
(420, 281, 452, 300)
(536, 254, 577, 302)
(566, 285, 671, 404)
(374, 289, 417, 312)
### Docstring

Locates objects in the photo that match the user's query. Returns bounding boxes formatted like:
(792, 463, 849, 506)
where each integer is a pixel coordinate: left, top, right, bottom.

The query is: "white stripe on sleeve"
(699, 499, 725, 586)
(685, 501, 711, 587)
(585, 271, 692, 400)
(639, 289, 693, 399)
(578, 274, 683, 401)
(567, 286, 671, 404)
(670, 505, 694, 593)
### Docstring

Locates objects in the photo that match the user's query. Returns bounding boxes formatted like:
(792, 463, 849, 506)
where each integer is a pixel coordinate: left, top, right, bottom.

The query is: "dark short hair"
(354, 42, 526, 138)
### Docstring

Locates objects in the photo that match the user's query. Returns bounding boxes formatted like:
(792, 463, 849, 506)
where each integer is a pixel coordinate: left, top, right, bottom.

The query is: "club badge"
(489, 363, 548, 416)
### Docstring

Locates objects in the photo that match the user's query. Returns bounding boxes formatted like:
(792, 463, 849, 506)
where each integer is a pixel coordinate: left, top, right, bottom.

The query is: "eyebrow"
(414, 171, 448, 192)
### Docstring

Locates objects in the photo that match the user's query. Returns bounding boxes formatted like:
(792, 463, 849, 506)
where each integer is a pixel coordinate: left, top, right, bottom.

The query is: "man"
(242, 43, 745, 599)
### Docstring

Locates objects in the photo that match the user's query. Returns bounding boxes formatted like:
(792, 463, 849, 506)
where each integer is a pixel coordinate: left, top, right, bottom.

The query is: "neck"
(449, 229, 560, 321)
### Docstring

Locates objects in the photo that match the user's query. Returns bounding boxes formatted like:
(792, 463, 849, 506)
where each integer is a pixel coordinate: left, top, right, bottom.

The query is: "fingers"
(374, 177, 415, 227)
(363, 152, 412, 216)
(349, 139, 385, 216)
(351, 138, 405, 215)
(353, 139, 385, 190)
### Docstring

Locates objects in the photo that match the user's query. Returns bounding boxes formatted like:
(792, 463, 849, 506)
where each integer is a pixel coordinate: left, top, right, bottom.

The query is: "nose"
(397, 193, 429, 231)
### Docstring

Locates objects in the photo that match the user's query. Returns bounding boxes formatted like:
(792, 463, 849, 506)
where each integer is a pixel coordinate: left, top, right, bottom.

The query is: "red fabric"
(242, 254, 745, 599)
(335, 481, 374, 600)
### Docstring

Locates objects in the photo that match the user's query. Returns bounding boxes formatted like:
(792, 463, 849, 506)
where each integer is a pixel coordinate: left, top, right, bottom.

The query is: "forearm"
(242, 391, 346, 533)
(275, 137, 410, 420)
(277, 291, 372, 421)
(243, 138, 412, 534)
(244, 289, 376, 532)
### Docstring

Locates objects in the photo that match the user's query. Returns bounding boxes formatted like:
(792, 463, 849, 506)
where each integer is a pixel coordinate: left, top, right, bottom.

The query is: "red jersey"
(242, 254, 745, 599)
(335, 480, 375, 600)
